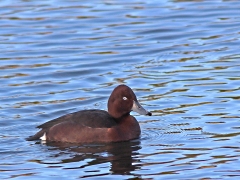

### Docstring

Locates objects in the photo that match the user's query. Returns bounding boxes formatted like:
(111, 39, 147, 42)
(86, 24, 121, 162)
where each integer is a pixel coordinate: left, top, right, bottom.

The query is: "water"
(1, 0, 240, 179)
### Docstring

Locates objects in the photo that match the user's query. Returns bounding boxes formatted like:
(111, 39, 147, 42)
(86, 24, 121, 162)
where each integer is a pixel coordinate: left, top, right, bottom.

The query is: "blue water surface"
(1, 0, 240, 179)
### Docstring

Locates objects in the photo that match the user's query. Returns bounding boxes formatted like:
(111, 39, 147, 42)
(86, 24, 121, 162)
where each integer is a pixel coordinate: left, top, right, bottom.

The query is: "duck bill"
(132, 100, 152, 116)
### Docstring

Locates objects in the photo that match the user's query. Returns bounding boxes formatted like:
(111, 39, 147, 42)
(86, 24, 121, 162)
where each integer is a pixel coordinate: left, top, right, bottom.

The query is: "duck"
(27, 84, 152, 143)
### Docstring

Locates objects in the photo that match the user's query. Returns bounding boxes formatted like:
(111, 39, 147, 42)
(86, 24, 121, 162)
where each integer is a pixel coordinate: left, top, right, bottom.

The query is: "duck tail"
(26, 130, 45, 141)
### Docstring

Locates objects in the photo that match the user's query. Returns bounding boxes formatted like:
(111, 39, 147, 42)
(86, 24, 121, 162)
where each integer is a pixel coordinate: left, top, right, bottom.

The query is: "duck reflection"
(40, 140, 142, 174)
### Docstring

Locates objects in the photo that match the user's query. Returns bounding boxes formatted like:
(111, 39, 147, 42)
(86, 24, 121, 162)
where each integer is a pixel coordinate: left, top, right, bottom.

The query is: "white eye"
(123, 97, 128, 100)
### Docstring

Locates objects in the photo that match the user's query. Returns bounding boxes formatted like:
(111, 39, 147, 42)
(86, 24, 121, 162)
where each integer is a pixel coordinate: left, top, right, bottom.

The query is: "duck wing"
(38, 109, 116, 129)
(27, 110, 116, 141)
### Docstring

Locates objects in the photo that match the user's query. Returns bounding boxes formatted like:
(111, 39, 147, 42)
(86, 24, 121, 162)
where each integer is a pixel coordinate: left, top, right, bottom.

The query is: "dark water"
(1, 0, 240, 179)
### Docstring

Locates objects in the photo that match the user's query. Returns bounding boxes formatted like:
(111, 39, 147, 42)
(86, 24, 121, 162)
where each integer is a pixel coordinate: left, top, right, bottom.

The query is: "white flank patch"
(40, 132, 47, 142)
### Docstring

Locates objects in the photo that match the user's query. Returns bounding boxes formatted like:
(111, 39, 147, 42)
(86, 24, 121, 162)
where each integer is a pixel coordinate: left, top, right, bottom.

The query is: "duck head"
(107, 85, 152, 119)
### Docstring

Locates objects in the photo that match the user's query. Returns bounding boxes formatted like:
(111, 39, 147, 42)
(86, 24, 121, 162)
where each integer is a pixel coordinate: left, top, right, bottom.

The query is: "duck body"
(27, 85, 151, 143)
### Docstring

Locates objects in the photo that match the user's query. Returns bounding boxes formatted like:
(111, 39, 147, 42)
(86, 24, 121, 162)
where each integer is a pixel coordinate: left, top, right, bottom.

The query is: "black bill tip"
(146, 112, 152, 116)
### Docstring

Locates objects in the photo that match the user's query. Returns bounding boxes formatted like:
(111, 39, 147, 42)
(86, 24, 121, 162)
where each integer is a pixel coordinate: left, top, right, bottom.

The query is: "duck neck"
(113, 112, 130, 123)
